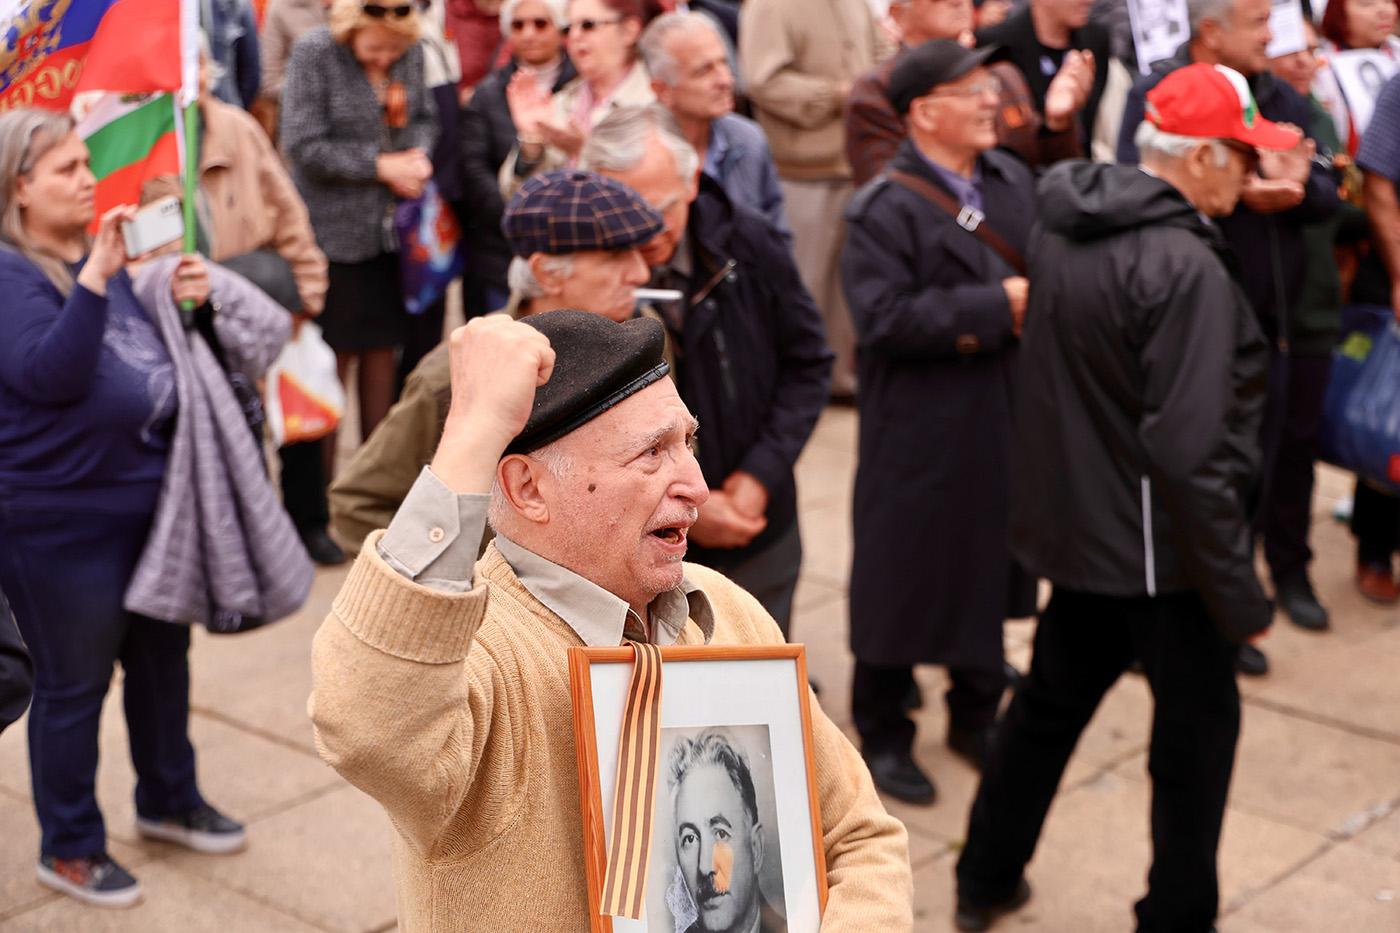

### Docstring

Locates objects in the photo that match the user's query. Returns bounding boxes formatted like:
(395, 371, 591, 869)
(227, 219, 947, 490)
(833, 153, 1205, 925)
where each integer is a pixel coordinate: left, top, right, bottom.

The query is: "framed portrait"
(569, 644, 827, 933)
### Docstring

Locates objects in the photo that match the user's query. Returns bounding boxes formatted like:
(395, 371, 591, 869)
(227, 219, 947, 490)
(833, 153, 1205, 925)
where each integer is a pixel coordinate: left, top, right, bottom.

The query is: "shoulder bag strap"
(887, 169, 1027, 276)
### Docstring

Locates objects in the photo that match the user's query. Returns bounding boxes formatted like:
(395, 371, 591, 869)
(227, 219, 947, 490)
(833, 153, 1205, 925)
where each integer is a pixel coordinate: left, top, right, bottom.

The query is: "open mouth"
(650, 526, 685, 545)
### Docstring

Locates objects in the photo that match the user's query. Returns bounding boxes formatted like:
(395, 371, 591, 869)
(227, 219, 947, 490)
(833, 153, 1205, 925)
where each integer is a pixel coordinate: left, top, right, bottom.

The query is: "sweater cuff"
(332, 529, 487, 664)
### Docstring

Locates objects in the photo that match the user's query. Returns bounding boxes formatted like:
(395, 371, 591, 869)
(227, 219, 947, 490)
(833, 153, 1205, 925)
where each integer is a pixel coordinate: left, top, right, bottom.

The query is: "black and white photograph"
(648, 725, 787, 933)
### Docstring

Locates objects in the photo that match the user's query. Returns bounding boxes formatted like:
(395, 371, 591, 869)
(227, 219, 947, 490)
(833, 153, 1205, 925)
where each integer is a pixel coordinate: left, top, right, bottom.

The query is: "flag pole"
(178, 0, 199, 314)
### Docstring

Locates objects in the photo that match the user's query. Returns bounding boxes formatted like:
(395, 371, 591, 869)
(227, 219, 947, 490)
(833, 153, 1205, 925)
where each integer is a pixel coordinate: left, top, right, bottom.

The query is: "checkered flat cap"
(501, 169, 664, 257)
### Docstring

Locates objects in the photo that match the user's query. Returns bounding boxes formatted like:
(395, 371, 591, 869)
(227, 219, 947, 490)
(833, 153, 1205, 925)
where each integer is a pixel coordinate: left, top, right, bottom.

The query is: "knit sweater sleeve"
(0, 253, 110, 405)
(309, 530, 497, 858)
(693, 566, 915, 931)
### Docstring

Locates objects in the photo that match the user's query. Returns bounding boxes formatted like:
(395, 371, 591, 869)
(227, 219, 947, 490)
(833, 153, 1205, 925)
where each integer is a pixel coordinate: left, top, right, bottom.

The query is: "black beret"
(505, 309, 670, 455)
(886, 39, 1002, 115)
(501, 169, 665, 257)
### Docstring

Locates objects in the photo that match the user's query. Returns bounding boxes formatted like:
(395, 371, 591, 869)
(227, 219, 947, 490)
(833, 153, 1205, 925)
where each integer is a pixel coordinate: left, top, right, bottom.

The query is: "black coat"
(458, 58, 577, 288)
(976, 8, 1111, 151)
(674, 177, 833, 573)
(1013, 161, 1273, 643)
(840, 140, 1036, 668)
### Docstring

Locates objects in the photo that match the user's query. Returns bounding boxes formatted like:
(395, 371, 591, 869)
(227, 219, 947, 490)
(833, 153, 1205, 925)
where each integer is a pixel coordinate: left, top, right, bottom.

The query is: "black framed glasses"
(510, 16, 552, 31)
(361, 2, 414, 17)
(566, 15, 623, 32)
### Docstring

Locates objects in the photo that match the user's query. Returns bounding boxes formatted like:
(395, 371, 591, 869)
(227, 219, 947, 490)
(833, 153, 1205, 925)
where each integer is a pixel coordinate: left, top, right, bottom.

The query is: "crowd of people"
(2, 0, 1399, 929)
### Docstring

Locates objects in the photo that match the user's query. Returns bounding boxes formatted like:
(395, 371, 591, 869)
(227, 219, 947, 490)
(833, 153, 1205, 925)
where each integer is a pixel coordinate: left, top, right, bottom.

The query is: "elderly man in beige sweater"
(309, 309, 913, 932)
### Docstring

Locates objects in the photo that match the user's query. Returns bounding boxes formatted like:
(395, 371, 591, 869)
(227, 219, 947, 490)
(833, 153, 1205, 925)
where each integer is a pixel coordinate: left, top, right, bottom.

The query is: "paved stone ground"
(1, 406, 1397, 932)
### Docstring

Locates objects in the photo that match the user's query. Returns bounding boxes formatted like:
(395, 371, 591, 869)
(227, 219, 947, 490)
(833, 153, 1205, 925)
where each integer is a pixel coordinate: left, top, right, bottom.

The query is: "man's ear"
(652, 77, 674, 108)
(1197, 17, 1224, 53)
(498, 454, 551, 524)
(529, 252, 566, 296)
(750, 821, 764, 876)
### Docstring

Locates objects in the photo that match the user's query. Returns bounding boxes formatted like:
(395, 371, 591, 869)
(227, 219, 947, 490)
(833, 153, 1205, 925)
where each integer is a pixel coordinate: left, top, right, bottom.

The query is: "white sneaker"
(36, 853, 143, 908)
(136, 803, 247, 854)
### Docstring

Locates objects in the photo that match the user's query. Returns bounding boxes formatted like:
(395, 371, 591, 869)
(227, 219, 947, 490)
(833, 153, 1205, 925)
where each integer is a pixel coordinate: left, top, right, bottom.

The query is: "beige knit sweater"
(310, 534, 913, 932)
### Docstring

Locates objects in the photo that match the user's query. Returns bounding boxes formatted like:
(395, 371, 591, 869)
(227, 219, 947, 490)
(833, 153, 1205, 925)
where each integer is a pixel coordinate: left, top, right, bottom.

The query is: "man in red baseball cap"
(950, 62, 1296, 932)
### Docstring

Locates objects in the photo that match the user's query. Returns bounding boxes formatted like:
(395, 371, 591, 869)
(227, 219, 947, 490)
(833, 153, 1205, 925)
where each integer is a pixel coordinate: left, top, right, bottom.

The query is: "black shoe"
(1235, 642, 1269, 677)
(947, 723, 994, 772)
(954, 878, 1032, 931)
(862, 749, 936, 805)
(301, 528, 346, 566)
(1276, 577, 1330, 631)
(900, 681, 923, 711)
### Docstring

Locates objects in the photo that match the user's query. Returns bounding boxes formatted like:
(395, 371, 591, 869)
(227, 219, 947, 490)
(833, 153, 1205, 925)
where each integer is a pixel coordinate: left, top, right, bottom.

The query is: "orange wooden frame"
(568, 643, 829, 933)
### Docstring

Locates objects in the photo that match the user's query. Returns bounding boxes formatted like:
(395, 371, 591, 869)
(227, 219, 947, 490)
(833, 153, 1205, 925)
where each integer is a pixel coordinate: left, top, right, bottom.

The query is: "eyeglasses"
(566, 16, 623, 33)
(511, 16, 553, 31)
(361, 3, 414, 17)
(927, 74, 1003, 98)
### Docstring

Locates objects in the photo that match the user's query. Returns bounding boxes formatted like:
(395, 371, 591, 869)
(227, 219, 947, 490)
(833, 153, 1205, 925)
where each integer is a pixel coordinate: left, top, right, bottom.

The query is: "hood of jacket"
(1036, 159, 1208, 243)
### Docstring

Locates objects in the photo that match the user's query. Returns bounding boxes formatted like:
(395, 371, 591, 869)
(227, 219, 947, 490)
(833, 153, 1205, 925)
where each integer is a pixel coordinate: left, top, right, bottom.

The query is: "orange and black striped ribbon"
(600, 642, 664, 919)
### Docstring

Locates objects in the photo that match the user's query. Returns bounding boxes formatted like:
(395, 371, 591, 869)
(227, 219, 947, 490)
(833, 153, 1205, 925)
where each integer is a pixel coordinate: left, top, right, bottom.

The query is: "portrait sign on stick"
(570, 644, 827, 933)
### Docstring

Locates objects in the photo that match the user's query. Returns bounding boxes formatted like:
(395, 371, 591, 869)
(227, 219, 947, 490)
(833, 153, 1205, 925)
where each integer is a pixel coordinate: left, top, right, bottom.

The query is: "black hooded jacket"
(1012, 161, 1272, 642)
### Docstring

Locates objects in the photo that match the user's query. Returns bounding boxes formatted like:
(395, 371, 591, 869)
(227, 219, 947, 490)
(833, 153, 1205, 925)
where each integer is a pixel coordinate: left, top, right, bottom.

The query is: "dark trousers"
(852, 656, 1006, 755)
(396, 294, 447, 398)
(1257, 353, 1333, 585)
(957, 588, 1239, 933)
(0, 507, 203, 858)
(279, 439, 329, 535)
(1352, 480, 1400, 567)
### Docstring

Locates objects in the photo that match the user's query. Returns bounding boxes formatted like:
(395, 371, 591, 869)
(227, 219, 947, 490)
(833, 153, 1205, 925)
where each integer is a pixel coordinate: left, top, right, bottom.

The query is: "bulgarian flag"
(1, 0, 199, 230)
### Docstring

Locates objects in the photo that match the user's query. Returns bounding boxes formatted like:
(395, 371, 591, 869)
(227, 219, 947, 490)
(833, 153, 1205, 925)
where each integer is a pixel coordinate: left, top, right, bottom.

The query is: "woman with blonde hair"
(0, 108, 246, 908)
(281, 0, 438, 444)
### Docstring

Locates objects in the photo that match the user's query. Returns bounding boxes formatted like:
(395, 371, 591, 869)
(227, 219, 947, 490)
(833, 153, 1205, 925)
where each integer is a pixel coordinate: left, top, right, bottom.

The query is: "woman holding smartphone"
(0, 109, 245, 909)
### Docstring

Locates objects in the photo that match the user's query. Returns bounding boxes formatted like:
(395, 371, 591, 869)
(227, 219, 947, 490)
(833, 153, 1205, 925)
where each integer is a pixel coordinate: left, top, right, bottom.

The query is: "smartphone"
(121, 196, 185, 258)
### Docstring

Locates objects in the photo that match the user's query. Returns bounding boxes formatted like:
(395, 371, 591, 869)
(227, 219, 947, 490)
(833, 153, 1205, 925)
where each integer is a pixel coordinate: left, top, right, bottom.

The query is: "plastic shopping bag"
(1318, 304, 1400, 494)
(263, 321, 345, 447)
(395, 178, 466, 314)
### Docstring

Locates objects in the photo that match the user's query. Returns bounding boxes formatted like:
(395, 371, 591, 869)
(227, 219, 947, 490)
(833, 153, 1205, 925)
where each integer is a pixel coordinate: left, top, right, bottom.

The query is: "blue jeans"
(0, 506, 204, 859)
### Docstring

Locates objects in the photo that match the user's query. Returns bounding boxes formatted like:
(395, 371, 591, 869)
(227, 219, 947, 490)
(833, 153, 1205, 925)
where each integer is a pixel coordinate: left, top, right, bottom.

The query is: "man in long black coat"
(840, 41, 1038, 806)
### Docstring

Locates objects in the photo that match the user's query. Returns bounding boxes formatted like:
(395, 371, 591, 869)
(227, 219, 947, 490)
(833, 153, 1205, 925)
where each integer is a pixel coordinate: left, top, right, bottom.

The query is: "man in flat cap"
(578, 104, 833, 640)
(953, 64, 1296, 931)
(839, 39, 1037, 806)
(328, 169, 662, 553)
(309, 310, 912, 932)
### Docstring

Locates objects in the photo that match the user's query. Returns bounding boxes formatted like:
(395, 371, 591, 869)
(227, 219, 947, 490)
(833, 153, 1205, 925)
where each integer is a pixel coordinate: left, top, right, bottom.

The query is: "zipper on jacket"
(713, 327, 738, 403)
(1141, 476, 1157, 597)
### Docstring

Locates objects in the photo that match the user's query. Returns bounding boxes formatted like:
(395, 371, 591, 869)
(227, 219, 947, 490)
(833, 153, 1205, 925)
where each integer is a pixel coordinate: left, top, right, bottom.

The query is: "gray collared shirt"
(918, 150, 985, 215)
(378, 467, 716, 646)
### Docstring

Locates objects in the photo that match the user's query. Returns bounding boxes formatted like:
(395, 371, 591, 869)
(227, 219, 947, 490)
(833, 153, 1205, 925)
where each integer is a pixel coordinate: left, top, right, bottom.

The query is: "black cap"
(505, 309, 670, 455)
(501, 169, 665, 257)
(886, 39, 1002, 115)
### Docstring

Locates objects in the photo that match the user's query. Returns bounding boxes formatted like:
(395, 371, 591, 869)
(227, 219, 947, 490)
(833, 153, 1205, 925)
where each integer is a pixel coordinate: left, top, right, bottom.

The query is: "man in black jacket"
(1118, 0, 1341, 654)
(953, 64, 1296, 933)
(580, 104, 833, 637)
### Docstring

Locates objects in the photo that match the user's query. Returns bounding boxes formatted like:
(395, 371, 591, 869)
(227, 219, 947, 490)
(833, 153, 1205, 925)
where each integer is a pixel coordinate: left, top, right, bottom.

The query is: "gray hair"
(198, 31, 229, 88)
(0, 108, 82, 296)
(1188, 0, 1236, 35)
(639, 10, 725, 86)
(499, 0, 569, 34)
(1134, 121, 1231, 165)
(486, 437, 575, 532)
(579, 103, 700, 186)
(507, 252, 575, 297)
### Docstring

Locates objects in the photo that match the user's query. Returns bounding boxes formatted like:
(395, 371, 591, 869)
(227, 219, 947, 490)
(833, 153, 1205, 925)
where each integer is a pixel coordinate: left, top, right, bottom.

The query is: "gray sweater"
(281, 27, 438, 264)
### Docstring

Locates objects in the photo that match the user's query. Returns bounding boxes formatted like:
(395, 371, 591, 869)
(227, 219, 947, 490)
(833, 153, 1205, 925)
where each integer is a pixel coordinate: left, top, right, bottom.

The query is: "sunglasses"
(510, 16, 552, 30)
(566, 16, 622, 32)
(361, 3, 414, 17)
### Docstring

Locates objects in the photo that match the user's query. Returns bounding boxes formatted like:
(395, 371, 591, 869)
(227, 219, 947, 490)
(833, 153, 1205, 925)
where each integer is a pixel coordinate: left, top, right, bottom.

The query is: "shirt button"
(428, 527, 446, 543)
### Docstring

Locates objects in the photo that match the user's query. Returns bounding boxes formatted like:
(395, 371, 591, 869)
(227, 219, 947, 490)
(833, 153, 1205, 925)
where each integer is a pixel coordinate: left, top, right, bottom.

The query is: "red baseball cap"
(1145, 63, 1301, 150)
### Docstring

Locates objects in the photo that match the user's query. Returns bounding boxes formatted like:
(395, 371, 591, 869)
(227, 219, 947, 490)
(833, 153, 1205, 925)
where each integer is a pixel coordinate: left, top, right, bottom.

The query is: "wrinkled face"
(1215, 0, 1273, 76)
(351, 22, 414, 73)
(555, 247, 651, 321)
(910, 66, 1001, 156)
(597, 134, 697, 267)
(566, 0, 638, 82)
(1268, 30, 1321, 97)
(509, 0, 566, 66)
(892, 0, 974, 44)
(1345, 0, 1399, 49)
(537, 379, 708, 610)
(657, 27, 735, 122)
(674, 764, 761, 933)
(1038, 0, 1094, 31)
(15, 130, 96, 239)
